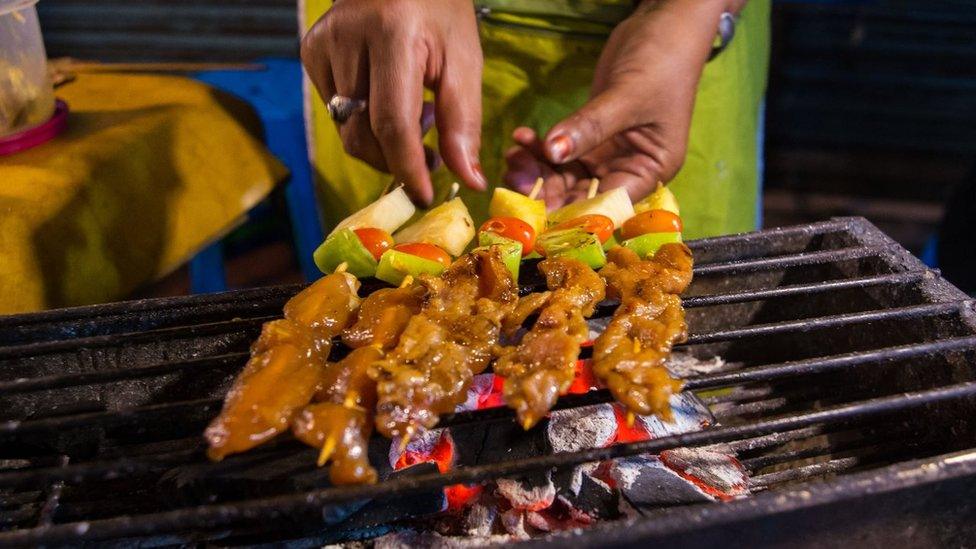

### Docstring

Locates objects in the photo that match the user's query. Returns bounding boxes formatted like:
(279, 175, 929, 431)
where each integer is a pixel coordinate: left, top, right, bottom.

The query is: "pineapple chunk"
(328, 186, 416, 237)
(393, 197, 475, 256)
(549, 187, 634, 229)
(634, 185, 680, 216)
(489, 188, 547, 236)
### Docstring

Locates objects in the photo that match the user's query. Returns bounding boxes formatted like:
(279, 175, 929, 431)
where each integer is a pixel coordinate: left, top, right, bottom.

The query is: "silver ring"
(708, 12, 736, 61)
(327, 95, 367, 123)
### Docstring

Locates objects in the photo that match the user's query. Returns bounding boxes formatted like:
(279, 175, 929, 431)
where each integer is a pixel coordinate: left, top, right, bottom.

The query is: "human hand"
(301, 0, 487, 206)
(504, 0, 733, 209)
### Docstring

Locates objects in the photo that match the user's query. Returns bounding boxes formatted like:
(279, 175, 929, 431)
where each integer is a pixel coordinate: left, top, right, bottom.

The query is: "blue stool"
(189, 58, 324, 292)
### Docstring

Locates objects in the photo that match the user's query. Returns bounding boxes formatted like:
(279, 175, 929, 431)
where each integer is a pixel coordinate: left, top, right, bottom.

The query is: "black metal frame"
(1, 217, 975, 547)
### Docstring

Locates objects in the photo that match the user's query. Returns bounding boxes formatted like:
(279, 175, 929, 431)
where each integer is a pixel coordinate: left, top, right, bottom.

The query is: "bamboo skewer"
(587, 178, 600, 199)
(528, 177, 545, 200)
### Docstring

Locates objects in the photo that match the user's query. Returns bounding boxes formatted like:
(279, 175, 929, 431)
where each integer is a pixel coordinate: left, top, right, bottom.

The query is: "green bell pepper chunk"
(602, 233, 618, 252)
(313, 228, 378, 278)
(375, 249, 446, 286)
(537, 228, 606, 269)
(474, 239, 522, 282)
(620, 232, 682, 258)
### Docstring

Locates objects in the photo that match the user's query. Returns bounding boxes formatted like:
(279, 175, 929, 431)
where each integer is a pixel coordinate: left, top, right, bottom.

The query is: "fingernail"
(547, 134, 574, 163)
(471, 162, 488, 190)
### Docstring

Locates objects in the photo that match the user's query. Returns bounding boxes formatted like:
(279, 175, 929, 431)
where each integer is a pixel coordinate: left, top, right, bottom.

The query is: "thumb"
(543, 86, 632, 165)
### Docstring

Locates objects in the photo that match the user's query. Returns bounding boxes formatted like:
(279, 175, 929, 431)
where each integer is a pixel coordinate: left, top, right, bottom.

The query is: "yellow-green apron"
(301, 0, 770, 240)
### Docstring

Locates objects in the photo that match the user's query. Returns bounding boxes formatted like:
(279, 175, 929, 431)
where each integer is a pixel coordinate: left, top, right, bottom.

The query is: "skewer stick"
(398, 424, 416, 453)
(586, 178, 600, 199)
(447, 182, 460, 201)
(626, 411, 636, 428)
(528, 177, 545, 200)
(335, 262, 349, 274)
(399, 275, 414, 288)
(521, 416, 535, 431)
(317, 435, 338, 467)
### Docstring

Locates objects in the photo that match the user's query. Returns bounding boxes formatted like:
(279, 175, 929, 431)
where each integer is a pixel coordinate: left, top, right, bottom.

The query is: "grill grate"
(1, 217, 975, 546)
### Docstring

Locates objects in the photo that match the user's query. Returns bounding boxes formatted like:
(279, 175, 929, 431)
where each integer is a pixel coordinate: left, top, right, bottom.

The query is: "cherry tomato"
(353, 228, 394, 261)
(620, 210, 683, 240)
(393, 242, 452, 267)
(479, 217, 536, 257)
(550, 214, 615, 243)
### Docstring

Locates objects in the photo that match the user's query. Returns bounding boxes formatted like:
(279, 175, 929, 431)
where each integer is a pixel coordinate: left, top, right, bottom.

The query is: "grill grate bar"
(749, 457, 861, 489)
(0, 353, 248, 395)
(692, 245, 884, 276)
(681, 300, 970, 346)
(1, 398, 221, 436)
(680, 270, 926, 308)
(3, 381, 974, 545)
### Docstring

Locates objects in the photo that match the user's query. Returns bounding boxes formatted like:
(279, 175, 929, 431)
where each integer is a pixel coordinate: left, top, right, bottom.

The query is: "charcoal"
(639, 392, 714, 437)
(610, 455, 716, 506)
(660, 448, 749, 497)
(554, 470, 620, 520)
(496, 469, 555, 512)
(547, 404, 616, 453)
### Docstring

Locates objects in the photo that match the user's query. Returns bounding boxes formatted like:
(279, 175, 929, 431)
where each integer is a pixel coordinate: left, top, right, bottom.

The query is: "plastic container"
(0, 0, 55, 137)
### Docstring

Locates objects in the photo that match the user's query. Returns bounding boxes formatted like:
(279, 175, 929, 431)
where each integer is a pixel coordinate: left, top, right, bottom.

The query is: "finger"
(435, 49, 486, 191)
(595, 161, 661, 202)
(503, 145, 545, 194)
(368, 37, 433, 206)
(542, 86, 632, 164)
(331, 42, 388, 170)
(300, 22, 336, 103)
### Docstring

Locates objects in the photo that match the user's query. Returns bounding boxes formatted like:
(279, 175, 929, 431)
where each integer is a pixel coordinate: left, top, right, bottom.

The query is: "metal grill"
(2, 217, 975, 547)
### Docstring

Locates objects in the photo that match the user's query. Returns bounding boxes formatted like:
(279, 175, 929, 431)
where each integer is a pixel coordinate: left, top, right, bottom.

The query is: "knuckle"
(575, 112, 606, 144)
(371, 113, 410, 144)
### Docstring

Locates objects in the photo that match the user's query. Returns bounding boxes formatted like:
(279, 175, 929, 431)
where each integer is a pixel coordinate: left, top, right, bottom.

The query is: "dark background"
(36, 0, 976, 292)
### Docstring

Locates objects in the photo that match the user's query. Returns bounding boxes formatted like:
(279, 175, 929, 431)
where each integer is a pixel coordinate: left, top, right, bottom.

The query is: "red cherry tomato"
(353, 228, 394, 261)
(550, 214, 615, 243)
(478, 217, 536, 257)
(393, 242, 452, 267)
(620, 210, 683, 240)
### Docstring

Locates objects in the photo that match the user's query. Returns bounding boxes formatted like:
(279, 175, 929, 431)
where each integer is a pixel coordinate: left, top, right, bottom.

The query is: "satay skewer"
(586, 178, 600, 199)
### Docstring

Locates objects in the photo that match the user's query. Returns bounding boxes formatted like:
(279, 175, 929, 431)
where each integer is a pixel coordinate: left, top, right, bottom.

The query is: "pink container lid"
(0, 99, 69, 156)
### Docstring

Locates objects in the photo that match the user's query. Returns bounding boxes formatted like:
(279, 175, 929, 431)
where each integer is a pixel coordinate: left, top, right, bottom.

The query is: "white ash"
(563, 462, 601, 496)
(638, 392, 714, 437)
(500, 509, 530, 539)
(463, 501, 497, 538)
(371, 529, 514, 548)
(496, 471, 555, 511)
(547, 403, 617, 453)
(666, 351, 738, 377)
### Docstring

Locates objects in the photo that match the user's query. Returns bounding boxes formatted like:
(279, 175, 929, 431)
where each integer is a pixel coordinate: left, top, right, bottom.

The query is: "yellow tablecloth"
(0, 73, 287, 314)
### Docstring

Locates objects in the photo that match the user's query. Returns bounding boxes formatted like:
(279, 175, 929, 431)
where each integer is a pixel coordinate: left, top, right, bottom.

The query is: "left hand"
(504, 0, 735, 209)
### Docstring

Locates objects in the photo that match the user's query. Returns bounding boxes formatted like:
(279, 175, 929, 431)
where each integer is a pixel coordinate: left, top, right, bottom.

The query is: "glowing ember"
(611, 404, 651, 443)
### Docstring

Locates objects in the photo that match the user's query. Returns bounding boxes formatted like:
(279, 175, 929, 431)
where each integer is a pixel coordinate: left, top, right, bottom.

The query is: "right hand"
(301, 0, 487, 206)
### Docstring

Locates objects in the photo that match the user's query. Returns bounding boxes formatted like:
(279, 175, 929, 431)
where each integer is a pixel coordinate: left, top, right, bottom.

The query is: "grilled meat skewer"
(292, 282, 425, 484)
(205, 270, 361, 460)
(371, 247, 519, 441)
(592, 244, 693, 420)
(494, 257, 606, 429)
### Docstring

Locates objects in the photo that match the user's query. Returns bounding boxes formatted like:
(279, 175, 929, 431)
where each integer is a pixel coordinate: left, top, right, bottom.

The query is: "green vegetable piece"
(474, 238, 522, 282)
(620, 232, 682, 258)
(313, 228, 378, 278)
(537, 228, 606, 269)
(602, 233, 618, 252)
(375, 249, 446, 286)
